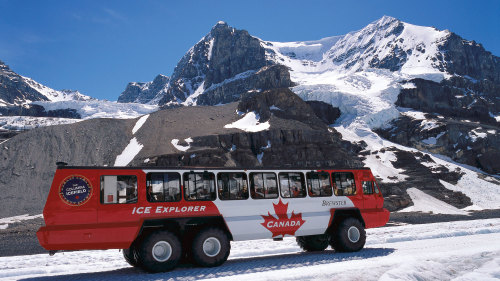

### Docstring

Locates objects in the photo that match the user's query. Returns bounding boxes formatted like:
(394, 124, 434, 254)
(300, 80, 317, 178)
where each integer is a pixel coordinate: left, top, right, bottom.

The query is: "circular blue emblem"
(59, 175, 93, 206)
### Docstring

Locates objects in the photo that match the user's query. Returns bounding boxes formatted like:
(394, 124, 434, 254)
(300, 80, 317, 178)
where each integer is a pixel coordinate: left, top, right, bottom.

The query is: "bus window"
(250, 173, 278, 199)
(184, 172, 216, 201)
(332, 172, 356, 196)
(146, 173, 181, 202)
(279, 172, 306, 198)
(217, 172, 249, 200)
(101, 175, 138, 204)
(362, 181, 375, 195)
(306, 172, 332, 197)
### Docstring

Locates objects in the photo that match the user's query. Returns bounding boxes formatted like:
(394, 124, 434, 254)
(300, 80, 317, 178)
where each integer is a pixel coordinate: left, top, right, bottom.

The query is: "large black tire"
(191, 227, 230, 267)
(296, 234, 329, 252)
(123, 246, 141, 267)
(330, 218, 366, 252)
(137, 230, 182, 273)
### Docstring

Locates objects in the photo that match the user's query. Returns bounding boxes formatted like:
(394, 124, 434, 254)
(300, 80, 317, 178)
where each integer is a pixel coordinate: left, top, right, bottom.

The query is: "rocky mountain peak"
(117, 73, 170, 104)
(156, 22, 275, 107)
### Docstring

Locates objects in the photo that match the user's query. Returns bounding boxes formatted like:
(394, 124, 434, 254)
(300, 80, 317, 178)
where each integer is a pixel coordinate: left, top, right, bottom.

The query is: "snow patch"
(224, 112, 270, 132)
(398, 108, 426, 120)
(0, 214, 43, 229)
(489, 112, 500, 122)
(171, 138, 193, 152)
(421, 131, 445, 145)
(469, 129, 487, 142)
(131, 114, 149, 134)
(114, 137, 144, 166)
(182, 81, 205, 106)
(363, 149, 408, 183)
(399, 188, 468, 215)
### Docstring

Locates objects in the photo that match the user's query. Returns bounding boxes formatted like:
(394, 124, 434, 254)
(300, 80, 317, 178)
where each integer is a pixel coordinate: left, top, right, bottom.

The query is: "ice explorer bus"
(37, 165, 389, 272)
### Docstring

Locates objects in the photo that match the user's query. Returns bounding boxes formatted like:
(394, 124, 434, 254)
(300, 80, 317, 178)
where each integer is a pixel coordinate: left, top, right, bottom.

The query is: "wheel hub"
(152, 241, 172, 262)
(203, 237, 221, 257)
(347, 226, 360, 243)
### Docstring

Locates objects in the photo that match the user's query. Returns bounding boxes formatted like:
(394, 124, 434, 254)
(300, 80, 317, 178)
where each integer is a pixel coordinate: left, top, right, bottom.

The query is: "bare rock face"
(197, 65, 293, 105)
(157, 22, 275, 107)
(397, 77, 500, 124)
(118, 74, 169, 104)
(438, 33, 500, 83)
(376, 114, 500, 175)
(0, 61, 49, 104)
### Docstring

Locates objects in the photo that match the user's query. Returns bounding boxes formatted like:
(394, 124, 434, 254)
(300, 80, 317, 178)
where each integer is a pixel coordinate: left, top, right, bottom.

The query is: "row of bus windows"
(100, 172, 379, 204)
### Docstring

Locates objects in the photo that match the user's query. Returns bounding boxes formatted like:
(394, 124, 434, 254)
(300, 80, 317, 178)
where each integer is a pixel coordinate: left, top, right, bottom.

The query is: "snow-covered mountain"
(0, 61, 92, 106)
(0, 60, 158, 131)
(114, 16, 499, 175)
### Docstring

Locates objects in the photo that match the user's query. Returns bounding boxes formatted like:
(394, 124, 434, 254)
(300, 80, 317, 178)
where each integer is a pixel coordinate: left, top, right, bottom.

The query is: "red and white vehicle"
(37, 165, 389, 272)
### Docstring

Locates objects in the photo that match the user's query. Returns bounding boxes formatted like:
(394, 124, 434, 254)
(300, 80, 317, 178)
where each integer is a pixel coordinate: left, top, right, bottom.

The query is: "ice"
(224, 112, 270, 132)
(131, 114, 149, 134)
(33, 100, 158, 120)
(113, 137, 144, 166)
(0, 116, 81, 131)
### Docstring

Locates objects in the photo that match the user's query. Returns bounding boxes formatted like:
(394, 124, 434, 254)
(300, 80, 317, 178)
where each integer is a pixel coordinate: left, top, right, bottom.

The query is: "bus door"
(97, 172, 144, 247)
(360, 170, 379, 210)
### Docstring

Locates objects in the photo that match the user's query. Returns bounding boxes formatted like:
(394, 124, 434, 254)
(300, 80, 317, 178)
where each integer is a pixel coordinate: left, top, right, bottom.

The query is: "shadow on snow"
(22, 247, 395, 281)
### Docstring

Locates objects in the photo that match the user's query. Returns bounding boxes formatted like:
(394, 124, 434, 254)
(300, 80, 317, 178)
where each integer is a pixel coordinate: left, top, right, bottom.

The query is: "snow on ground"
(0, 214, 42, 230)
(1, 218, 499, 280)
(131, 114, 149, 134)
(398, 188, 468, 215)
(224, 112, 270, 132)
(113, 137, 144, 166)
(171, 138, 193, 152)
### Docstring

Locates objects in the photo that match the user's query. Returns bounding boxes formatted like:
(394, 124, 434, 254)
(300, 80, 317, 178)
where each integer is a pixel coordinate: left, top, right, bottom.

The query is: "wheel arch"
(132, 216, 233, 247)
(326, 208, 365, 235)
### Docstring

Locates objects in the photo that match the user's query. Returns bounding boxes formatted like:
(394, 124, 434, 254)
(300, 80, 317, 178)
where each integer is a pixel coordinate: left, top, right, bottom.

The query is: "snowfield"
(1, 218, 499, 280)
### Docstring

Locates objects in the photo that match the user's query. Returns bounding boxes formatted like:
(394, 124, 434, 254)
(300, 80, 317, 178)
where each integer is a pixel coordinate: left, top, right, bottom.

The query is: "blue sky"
(0, 0, 499, 100)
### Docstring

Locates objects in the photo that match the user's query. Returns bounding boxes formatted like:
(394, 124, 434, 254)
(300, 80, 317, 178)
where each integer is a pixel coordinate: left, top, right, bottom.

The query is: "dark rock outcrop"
(118, 74, 169, 103)
(396, 77, 499, 124)
(157, 22, 273, 106)
(0, 61, 49, 105)
(196, 65, 293, 105)
(376, 114, 500, 175)
(0, 104, 81, 119)
(438, 33, 500, 83)
(377, 148, 470, 211)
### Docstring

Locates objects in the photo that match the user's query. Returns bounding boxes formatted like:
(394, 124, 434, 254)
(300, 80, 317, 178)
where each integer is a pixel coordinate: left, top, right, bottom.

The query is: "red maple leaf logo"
(261, 199, 305, 237)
